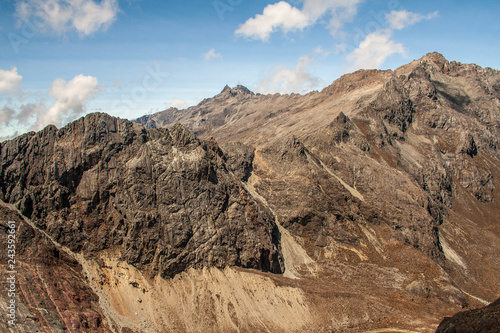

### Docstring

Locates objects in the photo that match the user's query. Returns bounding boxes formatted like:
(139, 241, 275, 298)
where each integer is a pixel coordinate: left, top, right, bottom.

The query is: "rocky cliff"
(1, 52, 499, 332)
(436, 297, 500, 333)
(0, 114, 283, 278)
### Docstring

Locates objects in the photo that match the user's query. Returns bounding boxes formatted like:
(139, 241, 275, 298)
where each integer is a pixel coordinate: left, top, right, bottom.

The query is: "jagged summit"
(220, 84, 254, 97)
(421, 51, 448, 64)
(320, 68, 391, 97)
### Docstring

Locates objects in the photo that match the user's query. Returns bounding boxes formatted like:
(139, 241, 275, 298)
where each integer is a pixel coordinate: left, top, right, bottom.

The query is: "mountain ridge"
(1, 52, 499, 332)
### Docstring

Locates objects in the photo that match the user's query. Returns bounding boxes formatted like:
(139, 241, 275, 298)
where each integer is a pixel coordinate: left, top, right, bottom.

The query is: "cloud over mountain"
(0, 68, 102, 138)
(34, 74, 101, 130)
(347, 9, 438, 70)
(386, 10, 439, 30)
(235, 0, 362, 41)
(0, 67, 22, 94)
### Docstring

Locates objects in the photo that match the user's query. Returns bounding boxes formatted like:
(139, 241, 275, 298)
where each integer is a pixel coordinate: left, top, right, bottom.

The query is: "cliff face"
(436, 298, 500, 333)
(1, 53, 499, 332)
(0, 203, 108, 332)
(0, 114, 283, 279)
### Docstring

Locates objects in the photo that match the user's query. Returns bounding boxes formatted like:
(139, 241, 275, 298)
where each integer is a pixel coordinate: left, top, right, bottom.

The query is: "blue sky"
(1, 0, 499, 139)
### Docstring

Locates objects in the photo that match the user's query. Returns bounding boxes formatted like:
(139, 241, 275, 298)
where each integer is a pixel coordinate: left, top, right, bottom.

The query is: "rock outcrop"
(0, 203, 109, 332)
(436, 298, 500, 333)
(0, 114, 284, 279)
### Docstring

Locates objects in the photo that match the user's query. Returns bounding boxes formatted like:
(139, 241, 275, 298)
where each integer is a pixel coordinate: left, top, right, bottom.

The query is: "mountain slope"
(135, 51, 500, 330)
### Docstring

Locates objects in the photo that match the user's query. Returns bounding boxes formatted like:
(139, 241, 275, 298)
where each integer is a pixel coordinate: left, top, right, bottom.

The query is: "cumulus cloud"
(18, 102, 46, 124)
(302, 0, 361, 36)
(235, 1, 309, 42)
(34, 74, 100, 130)
(204, 48, 222, 61)
(0, 69, 102, 139)
(386, 10, 438, 30)
(15, 0, 119, 36)
(0, 107, 16, 126)
(0, 67, 22, 94)
(258, 48, 327, 94)
(170, 97, 187, 109)
(347, 31, 405, 70)
(346, 9, 438, 70)
(236, 0, 362, 41)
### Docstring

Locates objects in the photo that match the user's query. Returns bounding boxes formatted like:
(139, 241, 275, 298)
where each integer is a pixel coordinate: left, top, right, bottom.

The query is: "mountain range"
(1, 52, 499, 332)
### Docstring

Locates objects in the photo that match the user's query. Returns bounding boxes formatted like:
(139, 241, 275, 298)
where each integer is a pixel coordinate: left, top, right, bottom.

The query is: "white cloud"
(18, 102, 46, 124)
(258, 53, 323, 94)
(302, 0, 362, 36)
(334, 42, 347, 54)
(0, 107, 16, 126)
(347, 31, 406, 71)
(34, 74, 100, 130)
(15, 0, 119, 36)
(386, 10, 438, 30)
(0, 67, 22, 94)
(73, 0, 119, 35)
(312, 45, 330, 57)
(0, 70, 102, 139)
(170, 97, 187, 109)
(345, 9, 438, 71)
(235, 1, 309, 42)
(236, 0, 362, 41)
(204, 48, 222, 61)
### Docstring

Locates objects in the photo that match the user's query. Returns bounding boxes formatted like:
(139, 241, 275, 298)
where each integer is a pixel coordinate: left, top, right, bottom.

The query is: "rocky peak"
(220, 84, 254, 97)
(334, 111, 350, 125)
(277, 136, 309, 163)
(419, 51, 449, 69)
(135, 108, 179, 129)
(168, 122, 200, 148)
(320, 69, 391, 97)
(395, 52, 449, 77)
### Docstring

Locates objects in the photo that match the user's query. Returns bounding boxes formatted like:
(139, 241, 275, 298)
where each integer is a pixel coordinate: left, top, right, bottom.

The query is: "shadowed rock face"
(1, 53, 500, 332)
(0, 114, 284, 279)
(436, 298, 500, 333)
(0, 204, 109, 332)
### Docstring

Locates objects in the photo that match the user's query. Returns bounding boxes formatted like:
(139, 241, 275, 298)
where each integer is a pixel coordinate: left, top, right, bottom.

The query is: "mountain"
(1, 52, 499, 332)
